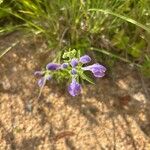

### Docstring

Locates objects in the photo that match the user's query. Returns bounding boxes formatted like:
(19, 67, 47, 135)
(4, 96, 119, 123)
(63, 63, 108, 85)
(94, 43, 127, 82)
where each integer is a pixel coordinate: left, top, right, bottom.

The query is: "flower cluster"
(35, 50, 106, 97)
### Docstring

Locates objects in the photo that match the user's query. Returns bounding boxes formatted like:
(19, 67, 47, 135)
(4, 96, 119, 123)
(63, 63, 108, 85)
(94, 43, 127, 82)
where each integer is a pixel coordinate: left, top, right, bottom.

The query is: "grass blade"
(0, 8, 45, 33)
(90, 47, 141, 67)
(89, 8, 150, 33)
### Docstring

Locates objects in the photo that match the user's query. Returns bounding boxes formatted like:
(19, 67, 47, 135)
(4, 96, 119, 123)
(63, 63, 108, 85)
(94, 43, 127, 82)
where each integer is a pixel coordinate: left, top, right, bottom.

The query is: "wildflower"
(35, 50, 106, 97)
(82, 63, 106, 77)
(68, 78, 81, 96)
(79, 55, 91, 64)
(37, 75, 51, 87)
(70, 58, 78, 67)
(34, 71, 44, 76)
(35, 63, 61, 88)
(46, 63, 60, 70)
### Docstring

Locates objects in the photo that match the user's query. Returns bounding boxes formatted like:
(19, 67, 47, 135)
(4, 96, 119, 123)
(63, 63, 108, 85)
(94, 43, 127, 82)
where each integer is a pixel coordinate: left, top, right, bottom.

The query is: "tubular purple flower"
(79, 55, 91, 64)
(61, 63, 69, 69)
(82, 63, 106, 78)
(46, 63, 60, 70)
(68, 78, 81, 96)
(38, 75, 51, 87)
(34, 71, 44, 76)
(38, 77, 46, 87)
(70, 58, 78, 67)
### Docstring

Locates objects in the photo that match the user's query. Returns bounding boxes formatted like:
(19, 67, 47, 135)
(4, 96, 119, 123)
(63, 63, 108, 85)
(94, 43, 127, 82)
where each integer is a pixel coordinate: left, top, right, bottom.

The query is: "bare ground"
(0, 32, 150, 150)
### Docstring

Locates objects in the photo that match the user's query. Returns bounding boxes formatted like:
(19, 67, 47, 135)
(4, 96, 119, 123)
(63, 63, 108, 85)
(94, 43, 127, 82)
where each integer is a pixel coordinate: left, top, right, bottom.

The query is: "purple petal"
(80, 55, 91, 64)
(34, 71, 44, 76)
(38, 77, 46, 87)
(61, 63, 69, 69)
(71, 68, 77, 75)
(46, 63, 60, 70)
(70, 58, 78, 67)
(82, 63, 106, 78)
(93, 71, 105, 78)
(37, 75, 51, 87)
(68, 79, 81, 96)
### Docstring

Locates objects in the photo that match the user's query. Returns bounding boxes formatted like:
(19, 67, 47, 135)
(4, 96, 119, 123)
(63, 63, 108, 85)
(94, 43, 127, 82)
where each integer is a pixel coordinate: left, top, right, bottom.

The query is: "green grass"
(0, 0, 150, 77)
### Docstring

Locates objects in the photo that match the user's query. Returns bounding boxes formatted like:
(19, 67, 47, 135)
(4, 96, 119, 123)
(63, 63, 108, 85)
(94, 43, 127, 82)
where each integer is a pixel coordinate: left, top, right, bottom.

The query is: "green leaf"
(62, 52, 69, 59)
(128, 47, 141, 58)
(79, 72, 95, 84)
(141, 55, 150, 77)
(112, 30, 129, 49)
(128, 39, 145, 58)
(0, 0, 3, 5)
(0, 8, 11, 18)
(62, 49, 77, 59)
(70, 49, 77, 58)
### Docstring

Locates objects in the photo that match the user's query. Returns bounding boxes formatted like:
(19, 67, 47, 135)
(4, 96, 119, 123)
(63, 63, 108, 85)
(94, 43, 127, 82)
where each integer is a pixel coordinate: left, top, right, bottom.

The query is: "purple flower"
(61, 63, 69, 69)
(71, 68, 77, 75)
(82, 63, 106, 78)
(46, 63, 60, 70)
(38, 75, 51, 87)
(38, 77, 46, 87)
(68, 78, 81, 96)
(34, 71, 44, 76)
(80, 55, 91, 64)
(70, 58, 78, 67)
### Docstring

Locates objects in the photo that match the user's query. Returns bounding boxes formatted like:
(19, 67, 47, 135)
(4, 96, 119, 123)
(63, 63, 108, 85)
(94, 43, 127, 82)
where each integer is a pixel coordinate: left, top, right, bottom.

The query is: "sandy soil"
(0, 32, 150, 150)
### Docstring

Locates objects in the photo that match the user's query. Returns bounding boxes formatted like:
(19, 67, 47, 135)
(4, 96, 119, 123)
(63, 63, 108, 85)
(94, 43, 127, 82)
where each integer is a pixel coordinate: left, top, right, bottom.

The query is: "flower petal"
(70, 58, 78, 67)
(46, 63, 60, 70)
(68, 79, 81, 96)
(82, 63, 106, 78)
(37, 75, 51, 87)
(34, 71, 44, 76)
(80, 55, 91, 64)
(93, 71, 105, 78)
(61, 63, 69, 69)
(38, 77, 46, 87)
